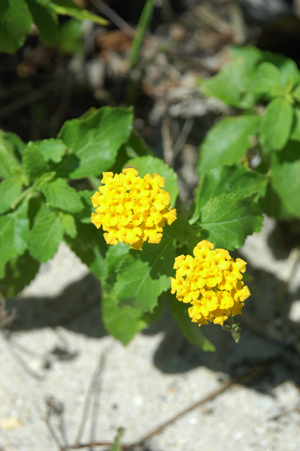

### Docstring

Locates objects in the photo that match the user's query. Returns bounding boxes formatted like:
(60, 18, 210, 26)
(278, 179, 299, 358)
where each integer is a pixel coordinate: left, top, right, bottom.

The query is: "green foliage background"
(198, 46, 300, 222)
(0, 0, 107, 53)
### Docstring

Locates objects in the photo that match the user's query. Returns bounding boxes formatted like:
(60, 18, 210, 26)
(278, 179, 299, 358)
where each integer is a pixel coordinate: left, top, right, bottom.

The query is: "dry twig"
(161, 116, 173, 166)
(59, 360, 270, 450)
(90, 0, 135, 38)
(76, 350, 108, 445)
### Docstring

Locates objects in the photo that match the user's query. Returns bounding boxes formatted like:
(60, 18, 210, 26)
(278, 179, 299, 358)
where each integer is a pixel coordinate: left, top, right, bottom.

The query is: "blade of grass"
(129, 0, 155, 69)
(111, 427, 125, 451)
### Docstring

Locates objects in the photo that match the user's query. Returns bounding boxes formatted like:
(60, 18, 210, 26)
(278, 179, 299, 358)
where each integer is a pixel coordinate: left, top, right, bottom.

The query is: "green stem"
(129, 0, 155, 70)
(11, 186, 33, 210)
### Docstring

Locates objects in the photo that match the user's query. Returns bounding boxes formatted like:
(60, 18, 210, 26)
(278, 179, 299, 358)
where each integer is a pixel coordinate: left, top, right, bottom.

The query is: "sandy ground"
(1, 216, 300, 451)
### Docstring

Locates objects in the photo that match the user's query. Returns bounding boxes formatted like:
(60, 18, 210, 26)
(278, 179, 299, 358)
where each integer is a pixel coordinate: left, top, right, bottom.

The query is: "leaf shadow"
(267, 219, 300, 260)
(143, 260, 300, 394)
(6, 273, 107, 338)
(5, 253, 300, 395)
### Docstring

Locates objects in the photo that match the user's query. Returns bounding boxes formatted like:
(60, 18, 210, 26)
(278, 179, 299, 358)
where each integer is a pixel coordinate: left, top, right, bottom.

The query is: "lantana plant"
(0, 103, 263, 350)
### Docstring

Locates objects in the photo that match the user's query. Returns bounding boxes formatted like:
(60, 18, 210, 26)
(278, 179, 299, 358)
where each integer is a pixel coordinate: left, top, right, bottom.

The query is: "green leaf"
(293, 83, 300, 103)
(24, 0, 59, 45)
(33, 201, 52, 222)
(104, 242, 130, 283)
(141, 295, 164, 327)
(0, 0, 32, 53)
(51, 0, 107, 25)
(102, 290, 146, 345)
(38, 138, 67, 163)
(0, 133, 23, 178)
(75, 190, 94, 224)
(57, 106, 134, 179)
(61, 212, 77, 238)
(106, 142, 132, 175)
(167, 292, 215, 351)
(33, 172, 56, 191)
(0, 201, 30, 278)
(293, 85, 300, 103)
(27, 194, 45, 228)
(101, 243, 139, 344)
(191, 165, 268, 224)
(163, 218, 192, 247)
(58, 18, 83, 54)
(0, 251, 39, 298)
(260, 182, 292, 221)
(199, 59, 253, 108)
(200, 192, 263, 250)
(22, 142, 49, 180)
(65, 221, 107, 280)
(126, 131, 155, 157)
(250, 62, 281, 95)
(13, 201, 30, 255)
(127, 155, 178, 208)
(185, 224, 204, 255)
(28, 210, 64, 262)
(2, 131, 26, 159)
(198, 115, 259, 175)
(264, 53, 300, 89)
(290, 108, 300, 141)
(41, 178, 83, 213)
(0, 177, 23, 214)
(271, 141, 300, 218)
(115, 236, 175, 312)
(101, 235, 163, 343)
(259, 98, 293, 152)
(78, 107, 97, 120)
(107, 244, 130, 277)
(230, 45, 263, 73)
(0, 216, 17, 278)
(109, 130, 155, 173)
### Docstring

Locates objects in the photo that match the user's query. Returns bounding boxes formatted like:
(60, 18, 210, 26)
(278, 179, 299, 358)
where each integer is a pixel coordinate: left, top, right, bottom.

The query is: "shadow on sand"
(5, 257, 300, 394)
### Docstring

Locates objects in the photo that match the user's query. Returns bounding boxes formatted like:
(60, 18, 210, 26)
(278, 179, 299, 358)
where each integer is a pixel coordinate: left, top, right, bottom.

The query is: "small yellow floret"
(171, 240, 250, 326)
(91, 168, 177, 250)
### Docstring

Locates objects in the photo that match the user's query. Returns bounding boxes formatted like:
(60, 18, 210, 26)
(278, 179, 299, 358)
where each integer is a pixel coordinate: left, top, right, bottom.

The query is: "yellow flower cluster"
(91, 168, 177, 250)
(171, 240, 250, 326)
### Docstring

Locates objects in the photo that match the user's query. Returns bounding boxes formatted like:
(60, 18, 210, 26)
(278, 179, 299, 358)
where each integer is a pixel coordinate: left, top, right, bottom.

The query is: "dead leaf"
(96, 29, 134, 53)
